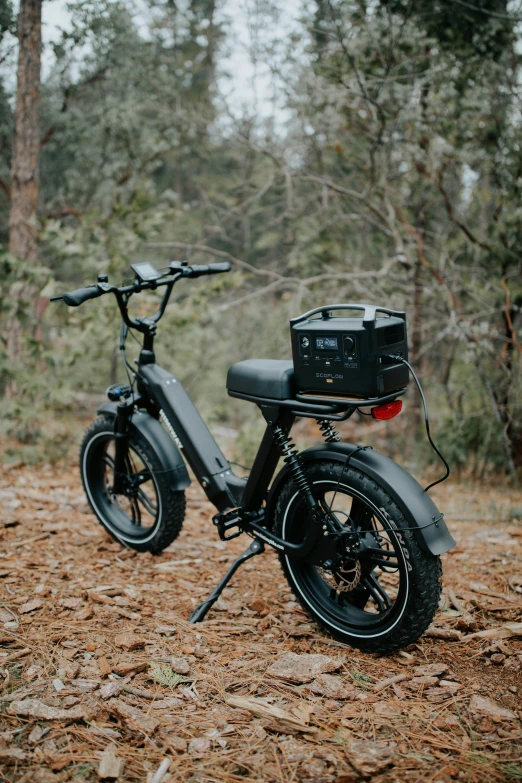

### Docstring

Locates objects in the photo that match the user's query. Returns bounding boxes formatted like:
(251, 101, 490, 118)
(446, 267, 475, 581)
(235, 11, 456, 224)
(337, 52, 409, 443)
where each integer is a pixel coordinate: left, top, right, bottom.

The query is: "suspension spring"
(317, 419, 341, 443)
(272, 425, 314, 498)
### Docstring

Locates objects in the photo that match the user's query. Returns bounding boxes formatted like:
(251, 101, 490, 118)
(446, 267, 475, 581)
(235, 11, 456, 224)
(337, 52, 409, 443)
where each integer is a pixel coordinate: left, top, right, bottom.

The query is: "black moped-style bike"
(52, 260, 455, 653)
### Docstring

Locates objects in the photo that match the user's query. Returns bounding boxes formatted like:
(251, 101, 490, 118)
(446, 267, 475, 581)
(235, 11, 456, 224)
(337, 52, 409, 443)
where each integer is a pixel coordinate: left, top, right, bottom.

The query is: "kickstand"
(189, 538, 265, 623)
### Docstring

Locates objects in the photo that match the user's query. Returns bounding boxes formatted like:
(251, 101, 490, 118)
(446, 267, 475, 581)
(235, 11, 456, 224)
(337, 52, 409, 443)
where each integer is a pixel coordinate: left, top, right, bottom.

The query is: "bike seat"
(227, 359, 295, 401)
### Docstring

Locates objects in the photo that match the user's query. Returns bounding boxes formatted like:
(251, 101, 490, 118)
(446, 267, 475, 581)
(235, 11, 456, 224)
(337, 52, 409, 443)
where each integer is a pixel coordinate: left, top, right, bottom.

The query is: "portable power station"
(290, 304, 409, 399)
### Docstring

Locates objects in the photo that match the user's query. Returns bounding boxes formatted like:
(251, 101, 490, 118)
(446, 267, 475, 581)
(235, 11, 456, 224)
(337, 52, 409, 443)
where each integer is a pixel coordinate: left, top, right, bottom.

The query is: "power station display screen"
(315, 336, 339, 351)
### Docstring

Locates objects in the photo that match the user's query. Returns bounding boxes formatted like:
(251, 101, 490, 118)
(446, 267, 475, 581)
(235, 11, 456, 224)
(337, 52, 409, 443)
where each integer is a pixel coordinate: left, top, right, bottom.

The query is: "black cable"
(119, 321, 137, 397)
(386, 355, 450, 492)
(229, 461, 251, 472)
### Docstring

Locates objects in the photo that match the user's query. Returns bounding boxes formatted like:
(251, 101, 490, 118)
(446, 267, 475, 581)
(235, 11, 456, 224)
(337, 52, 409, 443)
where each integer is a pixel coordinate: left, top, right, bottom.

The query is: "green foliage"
(1, 0, 522, 478)
(149, 661, 192, 688)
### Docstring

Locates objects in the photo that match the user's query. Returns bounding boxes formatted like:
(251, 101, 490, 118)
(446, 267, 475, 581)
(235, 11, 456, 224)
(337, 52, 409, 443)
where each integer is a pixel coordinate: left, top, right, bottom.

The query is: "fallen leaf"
(412, 663, 449, 677)
(469, 694, 518, 722)
(75, 606, 94, 621)
(170, 656, 191, 675)
(19, 598, 43, 614)
(98, 656, 112, 677)
(98, 743, 125, 779)
(28, 724, 44, 744)
(7, 698, 87, 722)
(310, 673, 356, 699)
(404, 676, 440, 689)
(107, 698, 160, 734)
(250, 598, 270, 615)
(162, 734, 187, 753)
(225, 694, 317, 733)
(100, 681, 123, 700)
(0, 748, 28, 764)
(345, 738, 395, 775)
(69, 678, 99, 692)
(462, 623, 522, 641)
(151, 696, 184, 709)
(59, 597, 83, 609)
(112, 661, 148, 676)
(188, 737, 211, 755)
(25, 664, 45, 681)
(114, 632, 146, 650)
(267, 652, 341, 684)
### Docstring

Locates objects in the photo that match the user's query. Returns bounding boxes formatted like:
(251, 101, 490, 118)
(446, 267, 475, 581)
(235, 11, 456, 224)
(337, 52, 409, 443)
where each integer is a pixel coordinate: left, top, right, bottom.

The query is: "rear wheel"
(273, 460, 442, 653)
(80, 416, 185, 553)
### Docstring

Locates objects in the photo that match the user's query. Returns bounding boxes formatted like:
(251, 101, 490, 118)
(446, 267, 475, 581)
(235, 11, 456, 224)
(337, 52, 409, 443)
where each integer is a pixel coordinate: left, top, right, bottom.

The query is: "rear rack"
(227, 387, 406, 422)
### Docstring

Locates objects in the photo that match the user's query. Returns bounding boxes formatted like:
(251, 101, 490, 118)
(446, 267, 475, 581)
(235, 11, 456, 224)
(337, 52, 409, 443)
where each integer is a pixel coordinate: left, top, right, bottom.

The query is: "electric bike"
(52, 260, 455, 653)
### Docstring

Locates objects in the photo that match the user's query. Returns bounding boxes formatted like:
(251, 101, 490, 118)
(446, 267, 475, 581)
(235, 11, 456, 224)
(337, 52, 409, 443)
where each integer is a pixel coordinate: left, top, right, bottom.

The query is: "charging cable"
(384, 355, 450, 492)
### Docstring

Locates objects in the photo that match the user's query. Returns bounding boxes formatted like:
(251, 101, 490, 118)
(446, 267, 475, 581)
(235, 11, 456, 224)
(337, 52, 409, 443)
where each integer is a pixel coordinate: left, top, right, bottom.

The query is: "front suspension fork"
(111, 399, 134, 494)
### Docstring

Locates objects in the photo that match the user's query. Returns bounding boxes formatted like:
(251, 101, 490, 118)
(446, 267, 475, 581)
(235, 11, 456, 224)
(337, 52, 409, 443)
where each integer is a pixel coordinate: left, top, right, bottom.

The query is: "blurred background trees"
(0, 0, 521, 478)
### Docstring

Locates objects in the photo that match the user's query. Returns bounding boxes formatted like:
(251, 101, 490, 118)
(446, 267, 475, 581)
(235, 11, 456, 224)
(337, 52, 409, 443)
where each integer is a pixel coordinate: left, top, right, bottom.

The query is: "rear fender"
(265, 442, 455, 556)
(97, 402, 190, 491)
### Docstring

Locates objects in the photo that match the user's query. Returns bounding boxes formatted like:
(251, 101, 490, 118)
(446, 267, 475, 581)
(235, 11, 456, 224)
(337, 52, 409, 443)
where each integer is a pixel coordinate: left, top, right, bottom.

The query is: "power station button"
(344, 336, 355, 353)
(301, 337, 309, 347)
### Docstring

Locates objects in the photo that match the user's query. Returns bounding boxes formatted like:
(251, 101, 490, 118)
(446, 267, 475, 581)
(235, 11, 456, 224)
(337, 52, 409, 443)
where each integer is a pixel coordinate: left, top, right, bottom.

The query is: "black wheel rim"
(282, 479, 409, 639)
(83, 430, 161, 542)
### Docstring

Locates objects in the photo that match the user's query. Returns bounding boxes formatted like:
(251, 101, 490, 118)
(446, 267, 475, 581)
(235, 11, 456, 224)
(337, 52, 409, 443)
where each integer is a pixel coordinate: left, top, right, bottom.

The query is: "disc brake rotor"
(318, 558, 362, 593)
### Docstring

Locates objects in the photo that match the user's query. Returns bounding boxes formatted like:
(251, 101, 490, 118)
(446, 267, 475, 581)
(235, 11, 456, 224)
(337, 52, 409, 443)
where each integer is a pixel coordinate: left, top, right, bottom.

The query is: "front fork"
(111, 398, 134, 494)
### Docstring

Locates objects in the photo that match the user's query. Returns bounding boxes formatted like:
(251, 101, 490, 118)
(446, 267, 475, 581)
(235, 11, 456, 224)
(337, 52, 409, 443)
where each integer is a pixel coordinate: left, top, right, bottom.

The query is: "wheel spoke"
(349, 497, 373, 530)
(362, 573, 393, 612)
(364, 556, 399, 569)
(103, 453, 115, 469)
(129, 496, 142, 526)
(137, 487, 157, 516)
(361, 545, 399, 570)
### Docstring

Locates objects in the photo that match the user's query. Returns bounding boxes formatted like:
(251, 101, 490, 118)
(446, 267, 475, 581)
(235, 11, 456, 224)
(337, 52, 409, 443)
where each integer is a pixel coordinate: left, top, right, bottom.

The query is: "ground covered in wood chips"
(1, 459, 521, 783)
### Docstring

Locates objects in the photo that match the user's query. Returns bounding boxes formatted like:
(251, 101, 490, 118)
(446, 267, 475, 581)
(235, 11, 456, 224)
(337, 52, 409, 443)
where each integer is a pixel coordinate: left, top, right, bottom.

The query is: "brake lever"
(169, 260, 188, 273)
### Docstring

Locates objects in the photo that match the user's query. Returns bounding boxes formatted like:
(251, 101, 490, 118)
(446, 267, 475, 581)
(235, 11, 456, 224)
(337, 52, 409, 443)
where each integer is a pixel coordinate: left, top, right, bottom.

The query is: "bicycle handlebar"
(53, 260, 231, 307)
(52, 260, 232, 335)
(62, 285, 103, 307)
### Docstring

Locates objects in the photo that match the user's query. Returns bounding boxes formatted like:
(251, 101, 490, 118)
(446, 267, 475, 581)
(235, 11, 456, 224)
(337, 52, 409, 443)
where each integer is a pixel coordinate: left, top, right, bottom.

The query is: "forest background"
(0, 0, 521, 481)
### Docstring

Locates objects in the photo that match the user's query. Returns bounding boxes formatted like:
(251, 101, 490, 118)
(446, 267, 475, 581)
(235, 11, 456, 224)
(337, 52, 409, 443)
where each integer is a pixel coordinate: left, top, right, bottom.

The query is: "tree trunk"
(9, 0, 41, 261)
(6, 0, 42, 366)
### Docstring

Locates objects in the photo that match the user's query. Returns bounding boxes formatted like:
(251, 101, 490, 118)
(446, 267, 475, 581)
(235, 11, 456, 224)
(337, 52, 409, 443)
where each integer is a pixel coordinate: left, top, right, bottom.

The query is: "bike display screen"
(315, 336, 339, 351)
(131, 262, 161, 281)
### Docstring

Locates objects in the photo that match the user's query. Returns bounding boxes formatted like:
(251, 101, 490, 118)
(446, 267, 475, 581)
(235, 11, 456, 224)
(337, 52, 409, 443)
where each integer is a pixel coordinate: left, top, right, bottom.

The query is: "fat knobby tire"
(80, 415, 186, 554)
(273, 460, 442, 653)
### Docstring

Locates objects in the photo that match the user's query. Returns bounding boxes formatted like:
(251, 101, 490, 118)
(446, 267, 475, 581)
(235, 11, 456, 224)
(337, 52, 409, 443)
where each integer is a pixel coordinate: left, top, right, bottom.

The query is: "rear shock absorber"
(317, 419, 341, 443)
(272, 425, 319, 514)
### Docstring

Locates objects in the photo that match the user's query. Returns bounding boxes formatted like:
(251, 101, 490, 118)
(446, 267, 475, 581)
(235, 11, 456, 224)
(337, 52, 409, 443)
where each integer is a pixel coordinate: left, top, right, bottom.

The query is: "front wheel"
(273, 460, 442, 653)
(80, 416, 185, 553)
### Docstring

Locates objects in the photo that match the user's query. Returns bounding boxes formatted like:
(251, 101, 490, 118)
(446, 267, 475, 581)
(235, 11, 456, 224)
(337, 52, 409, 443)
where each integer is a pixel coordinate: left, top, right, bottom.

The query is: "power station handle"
(289, 303, 406, 325)
(62, 285, 103, 307)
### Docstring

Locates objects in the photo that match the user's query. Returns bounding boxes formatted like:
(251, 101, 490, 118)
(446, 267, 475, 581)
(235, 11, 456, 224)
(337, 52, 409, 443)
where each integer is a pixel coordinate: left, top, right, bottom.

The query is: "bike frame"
(130, 351, 324, 558)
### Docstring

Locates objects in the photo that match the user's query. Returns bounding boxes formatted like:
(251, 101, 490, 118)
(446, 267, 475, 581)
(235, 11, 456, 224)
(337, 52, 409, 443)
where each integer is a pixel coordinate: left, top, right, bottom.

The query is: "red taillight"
(371, 400, 403, 420)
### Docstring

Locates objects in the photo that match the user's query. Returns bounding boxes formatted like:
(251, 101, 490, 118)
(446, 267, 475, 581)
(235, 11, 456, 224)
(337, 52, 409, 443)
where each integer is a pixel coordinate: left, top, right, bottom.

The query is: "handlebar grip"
(188, 262, 231, 277)
(62, 285, 103, 307)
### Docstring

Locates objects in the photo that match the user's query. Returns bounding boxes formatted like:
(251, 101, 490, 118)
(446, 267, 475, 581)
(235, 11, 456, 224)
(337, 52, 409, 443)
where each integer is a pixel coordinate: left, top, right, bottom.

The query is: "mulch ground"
(0, 458, 521, 783)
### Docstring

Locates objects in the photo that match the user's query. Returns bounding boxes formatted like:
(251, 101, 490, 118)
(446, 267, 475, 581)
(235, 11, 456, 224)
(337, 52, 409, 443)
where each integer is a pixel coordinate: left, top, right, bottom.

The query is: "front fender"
(265, 442, 455, 556)
(97, 402, 191, 491)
